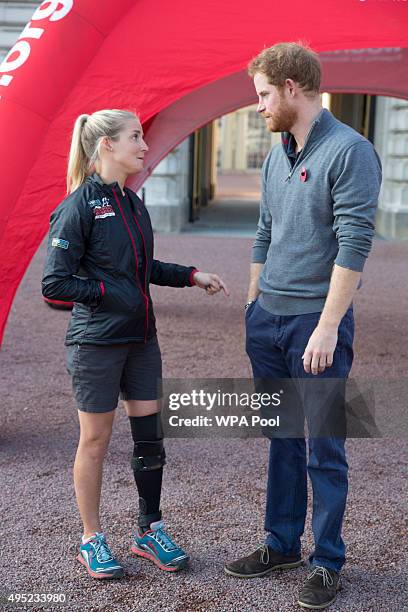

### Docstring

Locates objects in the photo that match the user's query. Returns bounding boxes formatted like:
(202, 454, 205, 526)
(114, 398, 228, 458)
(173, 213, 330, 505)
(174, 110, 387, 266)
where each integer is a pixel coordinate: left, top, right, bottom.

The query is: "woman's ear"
(101, 136, 113, 152)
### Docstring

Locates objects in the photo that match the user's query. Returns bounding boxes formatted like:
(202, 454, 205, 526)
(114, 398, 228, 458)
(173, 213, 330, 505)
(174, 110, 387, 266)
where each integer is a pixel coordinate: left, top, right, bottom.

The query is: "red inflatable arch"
(0, 0, 407, 346)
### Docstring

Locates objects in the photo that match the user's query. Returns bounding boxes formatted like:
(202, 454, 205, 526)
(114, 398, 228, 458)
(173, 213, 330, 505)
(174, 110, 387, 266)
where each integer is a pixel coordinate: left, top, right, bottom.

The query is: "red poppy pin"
(300, 167, 307, 182)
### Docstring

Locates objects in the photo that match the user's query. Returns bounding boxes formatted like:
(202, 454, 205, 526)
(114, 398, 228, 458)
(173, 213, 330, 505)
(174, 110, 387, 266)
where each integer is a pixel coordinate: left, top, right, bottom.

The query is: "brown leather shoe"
(224, 544, 303, 578)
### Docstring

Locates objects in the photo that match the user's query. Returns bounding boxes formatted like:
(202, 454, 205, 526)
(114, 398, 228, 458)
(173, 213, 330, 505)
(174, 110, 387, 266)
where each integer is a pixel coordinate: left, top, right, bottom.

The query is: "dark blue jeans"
(245, 298, 354, 572)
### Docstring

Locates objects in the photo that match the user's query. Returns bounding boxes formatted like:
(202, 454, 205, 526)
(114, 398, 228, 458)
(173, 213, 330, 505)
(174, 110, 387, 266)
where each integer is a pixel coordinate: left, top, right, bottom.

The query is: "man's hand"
(301, 265, 360, 374)
(302, 323, 338, 375)
(193, 271, 230, 296)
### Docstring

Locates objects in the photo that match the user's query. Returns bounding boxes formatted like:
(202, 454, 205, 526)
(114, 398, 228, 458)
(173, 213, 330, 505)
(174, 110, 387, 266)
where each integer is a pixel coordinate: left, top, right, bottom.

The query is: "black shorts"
(66, 336, 162, 413)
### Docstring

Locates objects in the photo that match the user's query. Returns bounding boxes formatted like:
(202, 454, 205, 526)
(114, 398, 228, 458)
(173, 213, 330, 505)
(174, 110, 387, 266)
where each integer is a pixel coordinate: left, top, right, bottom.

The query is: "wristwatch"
(245, 301, 254, 311)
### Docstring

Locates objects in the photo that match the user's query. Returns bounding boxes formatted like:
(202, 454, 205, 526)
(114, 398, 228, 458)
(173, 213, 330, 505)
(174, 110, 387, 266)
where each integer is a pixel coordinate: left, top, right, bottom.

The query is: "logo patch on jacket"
(52, 237, 69, 249)
(89, 197, 115, 219)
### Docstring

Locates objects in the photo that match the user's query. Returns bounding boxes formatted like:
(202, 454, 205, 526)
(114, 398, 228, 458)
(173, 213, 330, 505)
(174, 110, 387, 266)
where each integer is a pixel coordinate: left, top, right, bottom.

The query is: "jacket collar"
(89, 172, 124, 191)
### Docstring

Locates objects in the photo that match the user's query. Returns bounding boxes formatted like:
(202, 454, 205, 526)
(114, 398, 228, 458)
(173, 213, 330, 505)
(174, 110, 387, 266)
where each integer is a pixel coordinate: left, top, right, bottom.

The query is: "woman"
(42, 109, 228, 580)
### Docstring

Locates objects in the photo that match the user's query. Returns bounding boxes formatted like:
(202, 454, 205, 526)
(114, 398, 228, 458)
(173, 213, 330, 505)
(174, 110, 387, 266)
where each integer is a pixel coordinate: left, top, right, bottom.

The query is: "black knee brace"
(131, 439, 166, 471)
(129, 412, 166, 472)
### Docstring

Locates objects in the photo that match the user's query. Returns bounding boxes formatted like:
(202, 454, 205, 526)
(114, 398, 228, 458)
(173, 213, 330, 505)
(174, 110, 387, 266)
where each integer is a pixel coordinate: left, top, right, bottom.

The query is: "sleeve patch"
(52, 238, 69, 249)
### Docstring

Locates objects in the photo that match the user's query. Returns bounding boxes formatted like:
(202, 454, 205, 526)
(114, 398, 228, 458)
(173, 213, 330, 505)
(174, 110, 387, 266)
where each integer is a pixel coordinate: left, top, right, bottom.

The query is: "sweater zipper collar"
(283, 108, 325, 181)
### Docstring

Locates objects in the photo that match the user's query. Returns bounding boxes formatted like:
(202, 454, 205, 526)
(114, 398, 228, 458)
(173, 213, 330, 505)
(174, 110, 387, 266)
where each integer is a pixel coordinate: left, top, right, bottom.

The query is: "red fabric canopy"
(0, 0, 407, 346)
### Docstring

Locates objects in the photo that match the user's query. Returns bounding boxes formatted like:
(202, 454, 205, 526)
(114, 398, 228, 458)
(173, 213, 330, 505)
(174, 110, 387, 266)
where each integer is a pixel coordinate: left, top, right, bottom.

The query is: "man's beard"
(264, 98, 297, 133)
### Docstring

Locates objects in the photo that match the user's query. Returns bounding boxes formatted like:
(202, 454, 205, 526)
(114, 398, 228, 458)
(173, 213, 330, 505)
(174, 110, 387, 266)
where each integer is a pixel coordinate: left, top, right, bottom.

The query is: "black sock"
(135, 469, 163, 530)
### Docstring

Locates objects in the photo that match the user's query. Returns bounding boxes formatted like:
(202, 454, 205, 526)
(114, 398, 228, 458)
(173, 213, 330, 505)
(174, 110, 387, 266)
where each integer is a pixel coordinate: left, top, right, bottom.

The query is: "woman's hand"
(193, 271, 230, 296)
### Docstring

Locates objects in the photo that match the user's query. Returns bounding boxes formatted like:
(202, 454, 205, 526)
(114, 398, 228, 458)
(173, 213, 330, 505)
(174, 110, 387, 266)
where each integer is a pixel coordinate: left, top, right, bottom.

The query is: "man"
(224, 43, 381, 609)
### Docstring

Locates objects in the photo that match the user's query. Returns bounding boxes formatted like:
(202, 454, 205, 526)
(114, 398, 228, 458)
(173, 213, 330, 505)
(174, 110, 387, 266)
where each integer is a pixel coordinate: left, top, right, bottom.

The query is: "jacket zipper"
(111, 187, 149, 343)
(131, 209, 149, 321)
(131, 209, 150, 345)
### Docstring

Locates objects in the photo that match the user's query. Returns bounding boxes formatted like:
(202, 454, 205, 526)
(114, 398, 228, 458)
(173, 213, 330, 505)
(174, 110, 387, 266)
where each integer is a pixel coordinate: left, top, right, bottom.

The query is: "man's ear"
(285, 78, 297, 97)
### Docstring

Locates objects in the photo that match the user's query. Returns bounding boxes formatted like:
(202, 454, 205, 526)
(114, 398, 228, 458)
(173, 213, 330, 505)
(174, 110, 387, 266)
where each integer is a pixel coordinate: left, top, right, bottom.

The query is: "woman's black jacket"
(42, 173, 197, 345)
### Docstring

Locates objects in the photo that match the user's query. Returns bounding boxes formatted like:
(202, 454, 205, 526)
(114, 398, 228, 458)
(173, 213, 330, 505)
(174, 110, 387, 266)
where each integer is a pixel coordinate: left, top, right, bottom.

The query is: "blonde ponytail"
(66, 114, 90, 194)
(66, 109, 137, 194)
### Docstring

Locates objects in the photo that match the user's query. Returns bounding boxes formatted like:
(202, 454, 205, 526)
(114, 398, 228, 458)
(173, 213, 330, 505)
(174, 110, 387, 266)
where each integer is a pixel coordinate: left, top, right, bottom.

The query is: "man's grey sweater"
(252, 108, 382, 315)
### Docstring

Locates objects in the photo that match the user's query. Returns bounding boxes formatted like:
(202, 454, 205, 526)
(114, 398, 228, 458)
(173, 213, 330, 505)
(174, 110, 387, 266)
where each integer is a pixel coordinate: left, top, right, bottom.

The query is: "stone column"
(140, 139, 191, 233)
(219, 114, 234, 171)
(234, 109, 248, 171)
(0, 2, 38, 63)
(375, 96, 408, 240)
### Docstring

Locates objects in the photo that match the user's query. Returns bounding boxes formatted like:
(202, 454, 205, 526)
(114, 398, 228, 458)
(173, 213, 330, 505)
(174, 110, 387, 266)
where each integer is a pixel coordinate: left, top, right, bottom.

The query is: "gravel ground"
(0, 235, 407, 612)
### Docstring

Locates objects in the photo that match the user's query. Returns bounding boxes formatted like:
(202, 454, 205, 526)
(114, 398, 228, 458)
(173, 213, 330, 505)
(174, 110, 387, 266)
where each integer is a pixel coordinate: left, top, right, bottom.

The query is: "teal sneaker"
(130, 520, 189, 572)
(77, 532, 124, 579)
